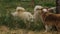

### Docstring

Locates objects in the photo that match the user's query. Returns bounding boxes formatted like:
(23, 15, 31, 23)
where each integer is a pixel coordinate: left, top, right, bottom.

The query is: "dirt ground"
(0, 26, 60, 34)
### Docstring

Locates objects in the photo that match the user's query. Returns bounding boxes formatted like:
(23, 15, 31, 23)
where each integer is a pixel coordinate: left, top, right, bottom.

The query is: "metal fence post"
(56, 0, 60, 14)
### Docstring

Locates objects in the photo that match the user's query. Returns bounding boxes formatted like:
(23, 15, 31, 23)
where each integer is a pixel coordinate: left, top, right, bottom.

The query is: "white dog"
(11, 7, 34, 29)
(34, 5, 43, 25)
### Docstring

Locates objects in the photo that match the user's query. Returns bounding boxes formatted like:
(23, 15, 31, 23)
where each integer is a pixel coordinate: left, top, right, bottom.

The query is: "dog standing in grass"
(11, 7, 34, 29)
(34, 5, 43, 25)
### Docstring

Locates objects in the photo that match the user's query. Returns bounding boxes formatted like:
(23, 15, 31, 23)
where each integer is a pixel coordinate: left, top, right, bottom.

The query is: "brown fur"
(41, 10, 60, 31)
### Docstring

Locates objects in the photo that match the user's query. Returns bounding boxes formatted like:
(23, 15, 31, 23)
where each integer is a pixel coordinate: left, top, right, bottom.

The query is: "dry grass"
(0, 26, 59, 34)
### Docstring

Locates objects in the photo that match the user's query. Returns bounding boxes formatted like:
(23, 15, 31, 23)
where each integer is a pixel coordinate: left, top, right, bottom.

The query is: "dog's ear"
(40, 8, 43, 10)
(48, 8, 54, 13)
(43, 7, 51, 12)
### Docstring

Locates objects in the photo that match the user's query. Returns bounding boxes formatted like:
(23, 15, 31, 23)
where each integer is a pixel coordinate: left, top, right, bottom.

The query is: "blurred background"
(0, 0, 56, 34)
(0, 0, 56, 30)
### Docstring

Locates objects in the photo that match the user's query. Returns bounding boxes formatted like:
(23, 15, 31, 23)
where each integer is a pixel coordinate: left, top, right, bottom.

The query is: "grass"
(0, 26, 58, 34)
(0, 0, 56, 34)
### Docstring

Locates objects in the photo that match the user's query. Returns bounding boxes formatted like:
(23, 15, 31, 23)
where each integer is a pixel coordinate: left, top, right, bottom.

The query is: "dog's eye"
(18, 10, 20, 11)
(17, 10, 23, 12)
(36, 8, 41, 10)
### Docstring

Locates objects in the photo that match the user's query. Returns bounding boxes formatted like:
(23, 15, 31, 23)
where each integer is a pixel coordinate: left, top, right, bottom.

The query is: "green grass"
(0, 0, 56, 31)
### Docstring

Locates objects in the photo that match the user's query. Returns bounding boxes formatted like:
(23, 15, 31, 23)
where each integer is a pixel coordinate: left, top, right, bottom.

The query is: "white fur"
(42, 9, 48, 12)
(11, 7, 34, 29)
(11, 12, 18, 17)
(34, 6, 52, 32)
(33, 5, 43, 25)
(16, 7, 25, 11)
(34, 5, 43, 12)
